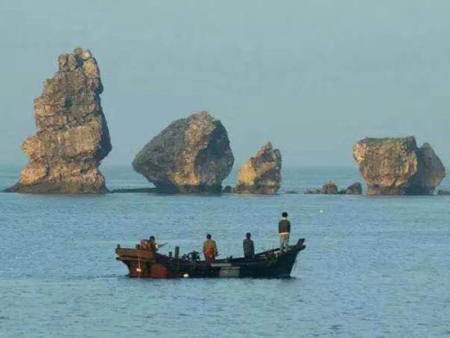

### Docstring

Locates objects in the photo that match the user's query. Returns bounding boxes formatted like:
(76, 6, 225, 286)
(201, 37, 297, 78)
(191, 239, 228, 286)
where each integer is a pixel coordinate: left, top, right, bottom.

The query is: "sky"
(0, 0, 449, 169)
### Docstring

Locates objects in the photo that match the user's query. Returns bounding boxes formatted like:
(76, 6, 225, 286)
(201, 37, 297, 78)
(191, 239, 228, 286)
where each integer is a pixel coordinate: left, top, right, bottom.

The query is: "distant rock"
(133, 111, 234, 193)
(304, 188, 321, 195)
(222, 185, 232, 193)
(7, 48, 111, 193)
(353, 137, 445, 195)
(437, 190, 450, 196)
(111, 188, 157, 194)
(305, 182, 338, 194)
(285, 190, 299, 195)
(345, 182, 362, 195)
(412, 143, 447, 195)
(321, 181, 338, 194)
(234, 142, 282, 194)
(305, 181, 362, 195)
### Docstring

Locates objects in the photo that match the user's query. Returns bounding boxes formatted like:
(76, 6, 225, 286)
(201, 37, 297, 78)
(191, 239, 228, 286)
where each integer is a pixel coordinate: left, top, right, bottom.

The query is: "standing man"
(278, 212, 291, 252)
(203, 234, 218, 263)
(243, 232, 255, 259)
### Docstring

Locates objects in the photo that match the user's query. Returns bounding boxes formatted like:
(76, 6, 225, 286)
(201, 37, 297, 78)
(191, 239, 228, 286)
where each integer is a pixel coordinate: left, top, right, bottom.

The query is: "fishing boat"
(115, 238, 306, 278)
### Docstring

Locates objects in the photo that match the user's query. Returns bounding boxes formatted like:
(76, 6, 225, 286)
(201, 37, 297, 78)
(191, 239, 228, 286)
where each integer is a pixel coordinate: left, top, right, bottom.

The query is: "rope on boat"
(136, 249, 142, 275)
(292, 258, 298, 272)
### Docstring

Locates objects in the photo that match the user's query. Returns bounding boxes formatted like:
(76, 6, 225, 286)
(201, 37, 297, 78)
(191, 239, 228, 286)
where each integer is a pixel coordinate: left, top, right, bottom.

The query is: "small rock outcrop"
(437, 190, 450, 196)
(305, 181, 342, 195)
(305, 182, 360, 195)
(353, 137, 445, 195)
(133, 111, 234, 193)
(304, 188, 321, 194)
(222, 185, 232, 193)
(321, 181, 338, 194)
(345, 182, 362, 195)
(234, 142, 282, 194)
(8, 48, 111, 193)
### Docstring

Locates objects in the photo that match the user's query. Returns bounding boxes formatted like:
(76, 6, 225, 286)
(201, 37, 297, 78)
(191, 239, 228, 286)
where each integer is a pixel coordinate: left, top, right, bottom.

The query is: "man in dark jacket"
(243, 232, 255, 259)
(278, 212, 291, 252)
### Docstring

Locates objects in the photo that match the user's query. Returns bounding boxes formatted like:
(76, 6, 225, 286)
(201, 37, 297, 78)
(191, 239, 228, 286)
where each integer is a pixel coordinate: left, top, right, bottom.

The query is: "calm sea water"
(0, 166, 449, 338)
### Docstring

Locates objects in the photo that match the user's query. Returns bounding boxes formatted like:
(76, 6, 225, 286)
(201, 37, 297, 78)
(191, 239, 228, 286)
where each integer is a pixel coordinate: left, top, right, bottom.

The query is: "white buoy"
(319, 209, 323, 213)
(136, 268, 142, 272)
(183, 273, 189, 278)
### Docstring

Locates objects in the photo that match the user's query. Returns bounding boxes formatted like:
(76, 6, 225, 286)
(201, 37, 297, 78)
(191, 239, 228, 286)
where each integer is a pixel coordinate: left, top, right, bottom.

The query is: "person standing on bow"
(243, 232, 255, 259)
(278, 212, 291, 252)
(203, 234, 218, 263)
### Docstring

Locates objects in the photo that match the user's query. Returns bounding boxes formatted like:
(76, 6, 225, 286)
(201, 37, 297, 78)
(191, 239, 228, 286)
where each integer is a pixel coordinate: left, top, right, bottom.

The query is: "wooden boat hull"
(116, 238, 306, 279)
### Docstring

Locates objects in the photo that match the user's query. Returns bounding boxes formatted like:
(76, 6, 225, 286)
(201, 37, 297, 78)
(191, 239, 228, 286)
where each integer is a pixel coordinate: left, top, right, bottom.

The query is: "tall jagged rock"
(234, 142, 282, 194)
(8, 48, 111, 193)
(133, 111, 234, 193)
(353, 137, 445, 195)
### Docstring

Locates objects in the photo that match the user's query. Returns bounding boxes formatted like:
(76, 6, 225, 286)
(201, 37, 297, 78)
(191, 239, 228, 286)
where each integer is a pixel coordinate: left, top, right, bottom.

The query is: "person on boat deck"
(148, 236, 159, 252)
(140, 238, 149, 250)
(243, 232, 255, 259)
(203, 234, 218, 263)
(278, 212, 291, 252)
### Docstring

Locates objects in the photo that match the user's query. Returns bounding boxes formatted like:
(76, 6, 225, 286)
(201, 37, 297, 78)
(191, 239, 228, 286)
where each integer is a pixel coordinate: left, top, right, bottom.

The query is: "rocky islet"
(305, 181, 362, 195)
(132, 111, 234, 193)
(8, 48, 111, 194)
(233, 142, 282, 195)
(353, 137, 445, 195)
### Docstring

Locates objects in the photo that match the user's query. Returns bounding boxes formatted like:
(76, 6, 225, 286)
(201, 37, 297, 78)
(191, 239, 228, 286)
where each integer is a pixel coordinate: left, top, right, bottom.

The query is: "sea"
(0, 165, 449, 338)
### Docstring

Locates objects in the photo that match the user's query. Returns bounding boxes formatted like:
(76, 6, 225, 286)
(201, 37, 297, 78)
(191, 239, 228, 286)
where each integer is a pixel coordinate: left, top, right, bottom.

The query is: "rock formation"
(321, 181, 338, 194)
(222, 186, 233, 193)
(437, 190, 450, 196)
(132, 111, 234, 193)
(305, 181, 342, 195)
(8, 48, 111, 193)
(305, 182, 362, 195)
(234, 142, 282, 194)
(304, 188, 321, 194)
(345, 182, 362, 195)
(353, 137, 445, 195)
(411, 143, 447, 195)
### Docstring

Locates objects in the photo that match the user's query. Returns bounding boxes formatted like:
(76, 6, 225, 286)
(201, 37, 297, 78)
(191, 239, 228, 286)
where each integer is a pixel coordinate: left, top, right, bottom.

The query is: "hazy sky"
(0, 0, 449, 169)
